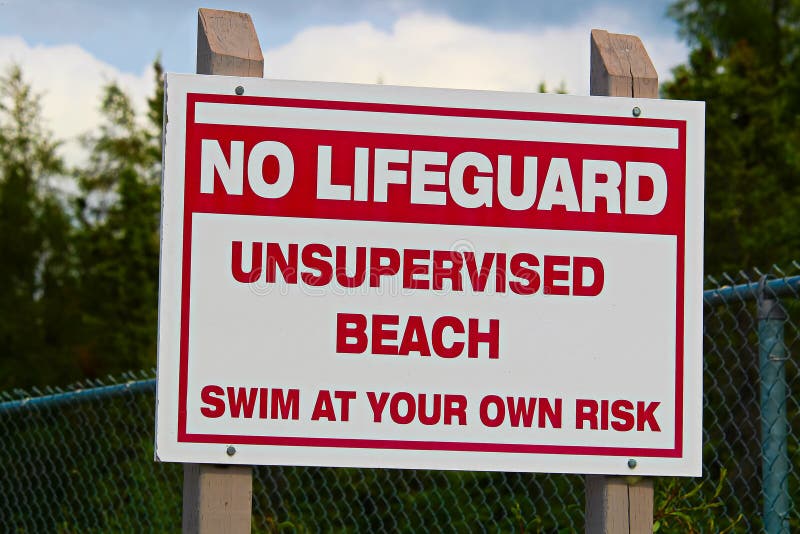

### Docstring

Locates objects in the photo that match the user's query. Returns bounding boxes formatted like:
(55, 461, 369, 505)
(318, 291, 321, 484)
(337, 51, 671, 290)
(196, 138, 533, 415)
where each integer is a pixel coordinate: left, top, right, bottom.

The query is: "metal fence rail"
(1, 265, 798, 532)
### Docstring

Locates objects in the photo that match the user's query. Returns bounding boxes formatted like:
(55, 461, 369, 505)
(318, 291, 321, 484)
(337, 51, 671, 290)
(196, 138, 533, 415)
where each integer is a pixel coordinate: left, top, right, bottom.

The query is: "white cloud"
(0, 10, 687, 167)
(0, 36, 153, 166)
(263, 11, 687, 94)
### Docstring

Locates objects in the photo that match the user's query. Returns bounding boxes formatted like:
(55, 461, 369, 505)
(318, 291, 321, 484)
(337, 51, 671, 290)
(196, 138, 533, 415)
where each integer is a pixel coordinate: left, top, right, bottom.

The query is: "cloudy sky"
(0, 0, 687, 164)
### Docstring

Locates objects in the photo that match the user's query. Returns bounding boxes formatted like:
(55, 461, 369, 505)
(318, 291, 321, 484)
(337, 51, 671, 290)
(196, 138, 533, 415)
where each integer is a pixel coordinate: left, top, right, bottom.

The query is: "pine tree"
(73, 60, 163, 377)
(0, 65, 79, 388)
(665, 0, 800, 273)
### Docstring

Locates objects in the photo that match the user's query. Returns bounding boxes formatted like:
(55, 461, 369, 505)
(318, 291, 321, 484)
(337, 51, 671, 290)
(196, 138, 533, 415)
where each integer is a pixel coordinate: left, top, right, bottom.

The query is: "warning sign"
(155, 74, 704, 476)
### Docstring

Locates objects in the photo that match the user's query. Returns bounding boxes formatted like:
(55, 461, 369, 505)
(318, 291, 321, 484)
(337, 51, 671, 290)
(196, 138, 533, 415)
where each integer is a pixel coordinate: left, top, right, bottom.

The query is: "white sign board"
(156, 73, 704, 476)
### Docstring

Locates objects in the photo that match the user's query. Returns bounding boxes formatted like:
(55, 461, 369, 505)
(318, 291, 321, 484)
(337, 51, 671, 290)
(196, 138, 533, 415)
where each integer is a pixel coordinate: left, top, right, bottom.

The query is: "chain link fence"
(1, 264, 798, 532)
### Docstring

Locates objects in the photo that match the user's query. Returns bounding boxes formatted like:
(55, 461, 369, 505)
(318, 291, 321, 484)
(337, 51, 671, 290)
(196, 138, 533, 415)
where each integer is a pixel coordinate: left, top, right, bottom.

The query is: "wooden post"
(183, 464, 254, 533)
(182, 8, 263, 534)
(584, 28, 657, 534)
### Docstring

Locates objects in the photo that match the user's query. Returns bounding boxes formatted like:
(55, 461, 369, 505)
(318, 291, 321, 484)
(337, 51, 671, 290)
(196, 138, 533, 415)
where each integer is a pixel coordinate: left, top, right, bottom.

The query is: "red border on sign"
(176, 93, 687, 458)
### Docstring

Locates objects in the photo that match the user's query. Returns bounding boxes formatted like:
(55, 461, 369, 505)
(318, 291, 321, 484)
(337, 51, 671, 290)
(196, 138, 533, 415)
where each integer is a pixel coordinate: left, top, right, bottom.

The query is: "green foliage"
(0, 385, 183, 533)
(73, 64, 163, 376)
(664, 0, 800, 273)
(0, 60, 164, 388)
(654, 469, 744, 533)
(662, 3, 800, 528)
(250, 468, 583, 532)
(0, 65, 80, 389)
(536, 81, 568, 94)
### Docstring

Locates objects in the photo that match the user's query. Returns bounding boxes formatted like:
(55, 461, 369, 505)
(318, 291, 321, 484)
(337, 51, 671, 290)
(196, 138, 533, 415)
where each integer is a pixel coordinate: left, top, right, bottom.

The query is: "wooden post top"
(197, 8, 264, 77)
(590, 29, 658, 98)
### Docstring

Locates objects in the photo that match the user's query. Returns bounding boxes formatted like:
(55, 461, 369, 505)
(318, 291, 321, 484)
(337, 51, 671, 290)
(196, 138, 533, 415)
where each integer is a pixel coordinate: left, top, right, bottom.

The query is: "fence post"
(757, 277, 790, 533)
(584, 29, 657, 534)
(182, 8, 263, 534)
